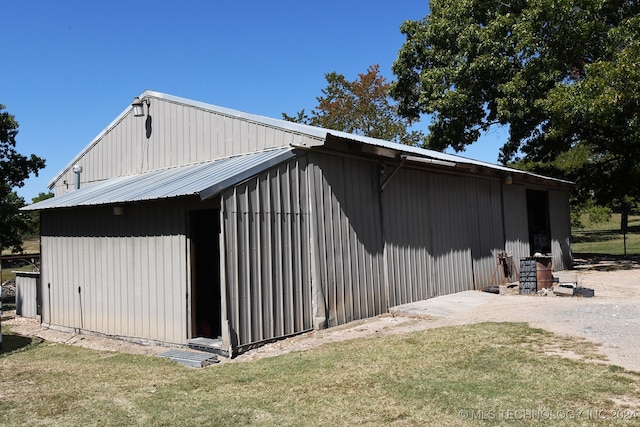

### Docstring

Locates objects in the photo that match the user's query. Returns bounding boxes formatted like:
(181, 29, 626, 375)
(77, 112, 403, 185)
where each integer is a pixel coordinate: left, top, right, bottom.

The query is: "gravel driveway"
(391, 257, 640, 372)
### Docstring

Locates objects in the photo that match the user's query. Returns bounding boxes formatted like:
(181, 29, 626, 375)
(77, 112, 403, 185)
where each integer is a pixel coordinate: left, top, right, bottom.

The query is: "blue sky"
(4, 1, 505, 203)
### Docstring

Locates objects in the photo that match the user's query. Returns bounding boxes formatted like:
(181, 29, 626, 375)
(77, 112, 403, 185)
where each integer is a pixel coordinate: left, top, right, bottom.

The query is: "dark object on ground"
(158, 349, 219, 368)
(574, 287, 595, 298)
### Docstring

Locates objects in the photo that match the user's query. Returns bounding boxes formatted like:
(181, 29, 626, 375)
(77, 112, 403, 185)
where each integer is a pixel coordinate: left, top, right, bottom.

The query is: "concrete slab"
(390, 290, 499, 318)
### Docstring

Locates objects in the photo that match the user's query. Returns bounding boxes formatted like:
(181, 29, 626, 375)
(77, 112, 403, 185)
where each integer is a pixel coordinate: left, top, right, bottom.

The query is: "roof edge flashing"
(401, 154, 457, 168)
(198, 149, 296, 200)
(24, 148, 296, 211)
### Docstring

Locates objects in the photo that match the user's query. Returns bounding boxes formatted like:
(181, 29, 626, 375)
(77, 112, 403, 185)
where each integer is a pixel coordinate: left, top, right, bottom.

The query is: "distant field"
(0, 237, 39, 256)
(572, 213, 640, 256)
(20, 238, 40, 253)
(1, 238, 39, 283)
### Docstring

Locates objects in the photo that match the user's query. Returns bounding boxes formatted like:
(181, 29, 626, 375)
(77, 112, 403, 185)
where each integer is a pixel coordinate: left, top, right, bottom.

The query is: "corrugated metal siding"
(311, 156, 512, 320)
(502, 185, 531, 264)
(470, 179, 507, 287)
(428, 174, 476, 295)
(51, 111, 146, 196)
(382, 169, 506, 303)
(549, 189, 573, 270)
(382, 168, 435, 306)
(51, 96, 323, 196)
(222, 156, 313, 349)
(15, 274, 40, 318)
(39, 200, 190, 344)
(308, 153, 386, 327)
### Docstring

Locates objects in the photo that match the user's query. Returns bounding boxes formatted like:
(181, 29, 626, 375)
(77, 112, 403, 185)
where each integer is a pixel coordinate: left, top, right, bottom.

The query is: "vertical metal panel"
(502, 185, 531, 265)
(382, 168, 435, 307)
(548, 189, 573, 270)
(222, 156, 313, 349)
(385, 171, 505, 297)
(39, 200, 189, 344)
(317, 159, 508, 317)
(308, 153, 386, 328)
(470, 179, 507, 287)
(198, 108, 209, 160)
(428, 174, 475, 295)
(15, 274, 40, 318)
(50, 96, 324, 196)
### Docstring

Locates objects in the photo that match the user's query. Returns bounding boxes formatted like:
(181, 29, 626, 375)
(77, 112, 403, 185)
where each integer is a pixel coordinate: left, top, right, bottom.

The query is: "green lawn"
(1, 322, 639, 426)
(0, 238, 39, 257)
(572, 213, 640, 256)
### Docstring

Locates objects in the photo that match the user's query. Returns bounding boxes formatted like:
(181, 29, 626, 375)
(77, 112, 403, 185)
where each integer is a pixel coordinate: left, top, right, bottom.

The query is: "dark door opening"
(526, 189, 551, 255)
(189, 209, 221, 339)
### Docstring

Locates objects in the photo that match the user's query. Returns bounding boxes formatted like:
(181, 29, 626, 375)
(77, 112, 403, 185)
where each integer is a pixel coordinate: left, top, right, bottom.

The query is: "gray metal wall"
(307, 154, 513, 326)
(307, 154, 568, 329)
(38, 147, 573, 352)
(424, 173, 478, 296)
(221, 156, 313, 350)
(383, 169, 505, 305)
(224, 152, 506, 347)
(469, 177, 508, 287)
(15, 273, 40, 318)
(382, 167, 435, 306)
(549, 189, 573, 270)
(502, 185, 531, 263)
(308, 153, 387, 328)
(51, 95, 323, 196)
(39, 199, 194, 344)
(221, 153, 526, 346)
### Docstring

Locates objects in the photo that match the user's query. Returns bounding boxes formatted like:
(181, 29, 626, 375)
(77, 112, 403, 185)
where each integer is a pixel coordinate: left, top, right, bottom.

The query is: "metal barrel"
(536, 257, 553, 289)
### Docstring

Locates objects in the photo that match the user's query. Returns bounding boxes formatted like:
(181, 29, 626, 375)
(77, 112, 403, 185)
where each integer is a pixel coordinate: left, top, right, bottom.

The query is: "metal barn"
(24, 91, 573, 356)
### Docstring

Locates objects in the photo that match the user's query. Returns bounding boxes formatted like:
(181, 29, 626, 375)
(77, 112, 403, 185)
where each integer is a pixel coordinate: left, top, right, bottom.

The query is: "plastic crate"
(519, 258, 537, 294)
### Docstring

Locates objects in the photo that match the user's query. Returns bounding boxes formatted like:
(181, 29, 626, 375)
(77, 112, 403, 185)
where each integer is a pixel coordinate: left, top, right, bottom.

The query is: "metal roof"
(48, 90, 572, 191)
(24, 148, 295, 211)
(140, 92, 571, 184)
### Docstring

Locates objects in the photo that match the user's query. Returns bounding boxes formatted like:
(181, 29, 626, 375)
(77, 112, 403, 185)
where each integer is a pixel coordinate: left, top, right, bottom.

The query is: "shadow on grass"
(573, 253, 640, 271)
(572, 225, 640, 244)
(0, 332, 43, 355)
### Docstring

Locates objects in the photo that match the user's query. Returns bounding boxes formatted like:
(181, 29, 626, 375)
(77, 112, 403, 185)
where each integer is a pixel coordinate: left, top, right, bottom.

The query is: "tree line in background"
(286, 0, 639, 230)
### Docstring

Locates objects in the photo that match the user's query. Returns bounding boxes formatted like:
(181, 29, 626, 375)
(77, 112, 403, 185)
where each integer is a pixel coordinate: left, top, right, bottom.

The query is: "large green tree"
(1, 104, 45, 251)
(391, 0, 640, 214)
(284, 65, 425, 146)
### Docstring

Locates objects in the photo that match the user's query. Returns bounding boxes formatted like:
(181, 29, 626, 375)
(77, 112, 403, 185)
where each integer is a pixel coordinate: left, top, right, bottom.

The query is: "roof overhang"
(23, 148, 295, 211)
(316, 133, 574, 187)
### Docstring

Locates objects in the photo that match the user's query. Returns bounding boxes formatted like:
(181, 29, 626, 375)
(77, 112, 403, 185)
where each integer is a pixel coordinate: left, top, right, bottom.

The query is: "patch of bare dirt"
(3, 257, 640, 371)
(1, 316, 168, 356)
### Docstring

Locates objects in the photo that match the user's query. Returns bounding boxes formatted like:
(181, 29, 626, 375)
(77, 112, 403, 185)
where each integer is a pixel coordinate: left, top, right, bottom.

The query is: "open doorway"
(189, 209, 221, 339)
(526, 189, 551, 255)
